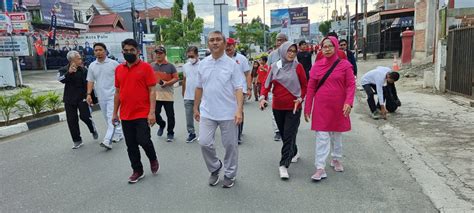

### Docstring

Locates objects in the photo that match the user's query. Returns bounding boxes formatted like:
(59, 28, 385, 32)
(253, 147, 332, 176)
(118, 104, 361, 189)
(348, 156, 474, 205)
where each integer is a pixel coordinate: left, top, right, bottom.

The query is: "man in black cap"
(152, 46, 179, 142)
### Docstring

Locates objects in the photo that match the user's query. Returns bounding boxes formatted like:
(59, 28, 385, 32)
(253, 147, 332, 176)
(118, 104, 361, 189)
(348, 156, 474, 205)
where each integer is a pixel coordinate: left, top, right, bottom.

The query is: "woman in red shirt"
(259, 42, 308, 180)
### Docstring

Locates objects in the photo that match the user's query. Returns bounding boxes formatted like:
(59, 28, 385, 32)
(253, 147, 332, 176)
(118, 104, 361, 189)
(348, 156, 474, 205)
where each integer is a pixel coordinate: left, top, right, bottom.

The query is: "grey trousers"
(184, 100, 195, 134)
(199, 117, 239, 178)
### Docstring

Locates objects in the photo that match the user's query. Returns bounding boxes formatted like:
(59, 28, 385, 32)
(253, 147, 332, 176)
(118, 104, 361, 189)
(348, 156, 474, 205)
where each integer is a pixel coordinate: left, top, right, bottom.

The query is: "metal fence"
(446, 27, 474, 97)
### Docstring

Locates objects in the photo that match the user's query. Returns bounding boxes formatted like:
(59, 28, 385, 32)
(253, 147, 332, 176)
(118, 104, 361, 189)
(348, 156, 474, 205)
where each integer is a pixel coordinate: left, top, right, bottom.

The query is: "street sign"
(0, 36, 30, 57)
(236, 0, 247, 11)
(0, 12, 31, 33)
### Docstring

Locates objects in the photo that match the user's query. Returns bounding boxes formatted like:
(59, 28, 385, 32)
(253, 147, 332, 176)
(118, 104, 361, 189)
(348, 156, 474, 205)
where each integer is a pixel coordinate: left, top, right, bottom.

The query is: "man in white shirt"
(194, 31, 244, 188)
(182, 46, 200, 143)
(86, 43, 123, 149)
(361, 66, 401, 120)
(225, 38, 250, 144)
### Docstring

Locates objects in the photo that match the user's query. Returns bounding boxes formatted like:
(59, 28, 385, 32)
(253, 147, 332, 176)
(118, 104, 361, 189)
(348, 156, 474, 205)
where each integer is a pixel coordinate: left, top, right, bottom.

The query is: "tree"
(319, 21, 332, 36)
(268, 31, 278, 48)
(232, 17, 271, 54)
(187, 2, 196, 20)
(155, 1, 204, 61)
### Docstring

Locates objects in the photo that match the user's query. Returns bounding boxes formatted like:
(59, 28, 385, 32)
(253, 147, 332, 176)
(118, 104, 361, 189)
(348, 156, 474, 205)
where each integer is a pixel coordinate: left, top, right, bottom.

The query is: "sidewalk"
(1, 70, 63, 97)
(355, 59, 474, 209)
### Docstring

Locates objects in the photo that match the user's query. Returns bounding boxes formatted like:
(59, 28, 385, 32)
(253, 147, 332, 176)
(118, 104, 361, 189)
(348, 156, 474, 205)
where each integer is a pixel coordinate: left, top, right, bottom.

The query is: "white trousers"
(100, 99, 123, 143)
(315, 131, 343, 169)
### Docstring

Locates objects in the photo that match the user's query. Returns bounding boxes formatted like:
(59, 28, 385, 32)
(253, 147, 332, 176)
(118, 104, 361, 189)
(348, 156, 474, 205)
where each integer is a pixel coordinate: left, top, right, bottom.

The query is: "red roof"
(88, 13, 127, 33)
(380, 8, 415, 16)
(138, 7, 172, 19)
(88, 26, 127, 33)
(90, 14, 120, 26)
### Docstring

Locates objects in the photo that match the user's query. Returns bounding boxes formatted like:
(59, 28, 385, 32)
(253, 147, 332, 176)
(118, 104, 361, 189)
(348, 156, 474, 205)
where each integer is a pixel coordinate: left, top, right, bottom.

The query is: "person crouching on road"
(86, 43, 123, 150)
(182, 46, 200, 143)
(113, 39, 159, 184)
(194, 31, 244, 188)
(361, 66, 401, 120)
(304, 36, 356, 181)
(259, 41, 308, 180)
(57, 50, 98, 149)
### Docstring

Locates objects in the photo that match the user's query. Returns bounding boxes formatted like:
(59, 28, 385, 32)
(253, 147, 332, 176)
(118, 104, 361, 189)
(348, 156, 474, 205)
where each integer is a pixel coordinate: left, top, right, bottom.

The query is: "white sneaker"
(100, 141, 112, 150)
(291, 152, 300, 163)
(279, 166, 289, 179)
(112, 135, 124, 143)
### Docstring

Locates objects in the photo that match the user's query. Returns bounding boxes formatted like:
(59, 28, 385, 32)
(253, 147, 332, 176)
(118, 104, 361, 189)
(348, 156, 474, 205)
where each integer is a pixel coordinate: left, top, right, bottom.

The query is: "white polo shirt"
(232, 53, 250, 93)
(86, 58, 120, 101)
(197, 54, 244, 121)
(183, 60, 200, 100)
(361, 66, 391, 105)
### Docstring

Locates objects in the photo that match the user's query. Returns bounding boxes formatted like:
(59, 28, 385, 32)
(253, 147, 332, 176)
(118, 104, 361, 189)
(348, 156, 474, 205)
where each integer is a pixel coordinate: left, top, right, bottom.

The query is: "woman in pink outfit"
(304, 36, 356, 181)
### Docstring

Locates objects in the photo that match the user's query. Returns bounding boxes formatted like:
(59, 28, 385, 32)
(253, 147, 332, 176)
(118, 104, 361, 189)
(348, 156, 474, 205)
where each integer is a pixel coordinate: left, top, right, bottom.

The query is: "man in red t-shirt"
(112, 39, 159, 184)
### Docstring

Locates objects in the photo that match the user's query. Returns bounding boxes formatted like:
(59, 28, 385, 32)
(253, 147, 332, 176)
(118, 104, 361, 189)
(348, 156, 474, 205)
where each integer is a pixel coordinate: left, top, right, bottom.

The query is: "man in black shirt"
(58, 50, 98, 149)
(297, 40, 313, 80)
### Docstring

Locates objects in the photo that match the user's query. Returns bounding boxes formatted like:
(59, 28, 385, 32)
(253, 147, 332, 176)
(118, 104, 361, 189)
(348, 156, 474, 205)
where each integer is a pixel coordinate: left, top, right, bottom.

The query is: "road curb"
(0, 105, 100, 139)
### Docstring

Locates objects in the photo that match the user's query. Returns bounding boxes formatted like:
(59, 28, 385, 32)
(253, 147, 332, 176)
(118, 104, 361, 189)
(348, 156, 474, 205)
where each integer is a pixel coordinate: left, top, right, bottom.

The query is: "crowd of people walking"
(57, 29, 401, 187)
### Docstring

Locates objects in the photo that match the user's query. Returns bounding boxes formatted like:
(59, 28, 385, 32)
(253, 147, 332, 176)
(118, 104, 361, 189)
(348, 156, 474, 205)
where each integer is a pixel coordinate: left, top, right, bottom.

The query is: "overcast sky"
(104, 0, 376, 27)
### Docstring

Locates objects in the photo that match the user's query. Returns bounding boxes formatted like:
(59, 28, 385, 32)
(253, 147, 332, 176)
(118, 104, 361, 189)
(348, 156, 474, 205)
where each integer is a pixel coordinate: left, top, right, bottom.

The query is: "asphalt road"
(0, 87, 437, 212)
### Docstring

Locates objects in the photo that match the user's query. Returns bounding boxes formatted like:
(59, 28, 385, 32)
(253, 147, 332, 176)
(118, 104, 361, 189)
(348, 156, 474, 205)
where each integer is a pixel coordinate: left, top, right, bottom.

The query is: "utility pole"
(144, 0, 151, 34)
(263, 0, 267, 51)
(355, 0, 358, 58)
(346, 0, 350, 48)
(131, 0, 137, 40)
(363, 0, 367, 60)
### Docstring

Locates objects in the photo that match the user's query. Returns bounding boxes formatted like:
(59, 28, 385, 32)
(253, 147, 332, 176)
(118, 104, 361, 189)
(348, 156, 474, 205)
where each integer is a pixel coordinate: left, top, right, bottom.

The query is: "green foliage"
(176, 0, 184, 10)
(46, 91, 62, 112)
(0, 94, 20, 125)
(233, 17, 271, 52)
(19, 88, 48, 116)
(319, 21, 332, 36)
(171, 2, 182, 22)
(268, 32, 278, 48)
(178, 72, 184, 81)
(155, 0, 204, 62)
(187, 2, 196, 21)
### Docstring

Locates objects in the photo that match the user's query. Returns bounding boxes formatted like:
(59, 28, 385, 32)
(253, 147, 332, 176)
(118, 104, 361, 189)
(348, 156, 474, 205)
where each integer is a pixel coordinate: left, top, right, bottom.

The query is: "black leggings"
(273, 109, 301, 168)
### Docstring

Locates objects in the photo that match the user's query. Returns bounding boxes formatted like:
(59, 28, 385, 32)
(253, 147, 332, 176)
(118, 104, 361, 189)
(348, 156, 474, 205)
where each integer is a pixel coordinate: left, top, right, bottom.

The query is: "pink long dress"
(304, 36, 356, 132)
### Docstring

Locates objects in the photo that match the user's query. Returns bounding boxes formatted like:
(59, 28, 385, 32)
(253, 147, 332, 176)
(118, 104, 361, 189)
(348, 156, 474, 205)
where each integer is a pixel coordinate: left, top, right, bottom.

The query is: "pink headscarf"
(309, 36, 352, 80)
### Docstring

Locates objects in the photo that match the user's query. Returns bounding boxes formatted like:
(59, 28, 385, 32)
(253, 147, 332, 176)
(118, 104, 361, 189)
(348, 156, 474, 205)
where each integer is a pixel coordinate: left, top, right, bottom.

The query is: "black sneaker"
(72, 141, 83, 149)
(186, 133, 197, 143)
(222, 176, 236, 188)
(274, 132, 281, 141)
(157, 126, 165, 137)
(209, 160, 222, 186)
(238, 138, 242, 145)
(166, 134, 174, 142)
(92, 131, 99, 140)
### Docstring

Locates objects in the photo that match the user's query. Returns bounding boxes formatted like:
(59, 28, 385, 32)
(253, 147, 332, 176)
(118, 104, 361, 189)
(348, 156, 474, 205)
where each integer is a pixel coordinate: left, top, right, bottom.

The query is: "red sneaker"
(150, 159, 160, 175)
(128, 170, 144, 184)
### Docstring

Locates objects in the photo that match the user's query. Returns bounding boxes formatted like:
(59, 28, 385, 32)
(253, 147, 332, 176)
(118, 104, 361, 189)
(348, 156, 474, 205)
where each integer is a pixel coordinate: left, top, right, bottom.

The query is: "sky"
(104, 0, 376, 27)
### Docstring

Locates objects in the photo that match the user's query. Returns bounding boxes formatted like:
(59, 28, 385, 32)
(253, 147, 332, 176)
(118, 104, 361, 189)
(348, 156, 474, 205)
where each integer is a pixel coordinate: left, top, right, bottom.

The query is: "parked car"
(198, 49, 209, 60)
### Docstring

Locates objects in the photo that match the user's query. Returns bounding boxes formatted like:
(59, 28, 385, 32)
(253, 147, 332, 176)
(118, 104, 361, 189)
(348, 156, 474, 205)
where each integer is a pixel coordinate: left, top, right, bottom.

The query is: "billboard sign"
(236, 0, 247, 11)
(271, 9, 290, 29)
(0, 36, 30, 56)
(289, 7, 309, 25)
(40, 0, 74, 28)
(0, 12, 31, 33)
(271, 7, 309, 29)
